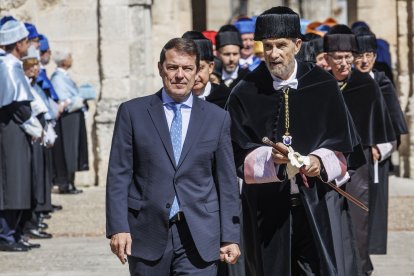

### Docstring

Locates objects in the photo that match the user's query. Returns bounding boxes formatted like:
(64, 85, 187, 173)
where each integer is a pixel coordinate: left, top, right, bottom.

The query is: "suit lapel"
(176, 97, 206, 170)
(147, 91, 176, 168)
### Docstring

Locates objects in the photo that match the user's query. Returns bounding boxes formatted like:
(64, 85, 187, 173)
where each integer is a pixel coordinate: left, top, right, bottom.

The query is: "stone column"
(396, 0, 414, 178)
(95, 0, 153, 185)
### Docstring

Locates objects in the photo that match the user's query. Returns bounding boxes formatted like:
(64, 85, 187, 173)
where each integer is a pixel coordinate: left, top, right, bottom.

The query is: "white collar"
(222, 66, 239, 81)
(5, 53, 23, 65)
(240, 55, 254, 66)
(369, 71, 374, 79)
(198, 82, 212, 100)
(57, 67, 68, 75)
(271, 60, 298, 90)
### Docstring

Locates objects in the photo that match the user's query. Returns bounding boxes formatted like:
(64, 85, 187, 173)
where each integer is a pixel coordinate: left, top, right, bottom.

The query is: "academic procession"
(0, 1, 411, 276)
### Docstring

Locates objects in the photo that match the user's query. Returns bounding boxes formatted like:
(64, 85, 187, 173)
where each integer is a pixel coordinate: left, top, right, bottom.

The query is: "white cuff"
(376, 141, 396, 162)
(20, 117, 43, 138)
(310, 148, 348, 186)
(244, 146, 282, 184)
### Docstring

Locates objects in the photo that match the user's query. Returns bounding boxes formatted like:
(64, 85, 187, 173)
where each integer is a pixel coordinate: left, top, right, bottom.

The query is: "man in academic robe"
(234, 18, 261, 71)
(215, 25, 249, 90)
(182, 31, 231, 109)
(0, 20, 43, 251)
(353, 26, 408, 255)
(324, 24, 397, 275)
(227, 7, 364, 276)
(51, 50, 89, 194)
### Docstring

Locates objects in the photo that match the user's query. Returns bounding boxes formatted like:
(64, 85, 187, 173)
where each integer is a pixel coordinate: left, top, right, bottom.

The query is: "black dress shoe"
(52, 204, 63, 211)
(18, 239, 41, 249)
(24, 229, 53, 239)
(59, 187, 83, 194)
(0, 241, 29, 252)
(37, 222, 48, 230)
(39, 213, 52, 220)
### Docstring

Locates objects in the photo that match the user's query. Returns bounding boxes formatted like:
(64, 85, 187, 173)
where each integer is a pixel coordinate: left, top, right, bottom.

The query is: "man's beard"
(267, 59, 295, 79)
(224, 64, 237, 74)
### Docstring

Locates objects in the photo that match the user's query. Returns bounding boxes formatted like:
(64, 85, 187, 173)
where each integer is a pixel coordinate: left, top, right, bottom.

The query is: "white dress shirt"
(197, 82, 212, 100)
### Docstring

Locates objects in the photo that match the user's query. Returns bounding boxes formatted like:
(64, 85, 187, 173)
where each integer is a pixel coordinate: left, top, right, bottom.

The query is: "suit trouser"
(128, 217, 217, 276)
(0, 210, 22, 243)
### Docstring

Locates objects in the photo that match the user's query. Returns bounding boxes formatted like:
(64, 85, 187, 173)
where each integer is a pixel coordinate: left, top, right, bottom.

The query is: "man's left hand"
(220, 243, 240, 264)
(300, 155, 321, 177)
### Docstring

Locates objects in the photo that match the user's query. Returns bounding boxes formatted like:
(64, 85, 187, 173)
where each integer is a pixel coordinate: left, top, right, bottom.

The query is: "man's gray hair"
(53, 50, 71, 67)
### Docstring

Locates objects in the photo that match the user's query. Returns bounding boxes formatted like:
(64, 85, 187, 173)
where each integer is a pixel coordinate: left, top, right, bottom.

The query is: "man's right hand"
(271, 143, 289, 164)
(110, 232, 132, 264)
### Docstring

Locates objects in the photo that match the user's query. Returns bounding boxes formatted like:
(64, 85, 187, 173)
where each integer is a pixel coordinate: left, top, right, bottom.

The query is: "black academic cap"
(212, 56, 222, 78)
(182, 31, 214, 61)
(303, 33, 324, 55)
(296, 39, 318, 63)
(215, 26, 243, 49)
(254, 6, 302, 40)
(323, 24, 357, 52)
(353, 26, 377, 53)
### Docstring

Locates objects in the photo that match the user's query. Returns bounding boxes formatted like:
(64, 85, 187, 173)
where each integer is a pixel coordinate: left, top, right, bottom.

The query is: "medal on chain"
(282, 87, 292, 146)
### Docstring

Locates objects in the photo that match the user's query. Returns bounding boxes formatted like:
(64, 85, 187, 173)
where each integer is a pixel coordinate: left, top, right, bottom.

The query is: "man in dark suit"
(106, 38, 241, 276)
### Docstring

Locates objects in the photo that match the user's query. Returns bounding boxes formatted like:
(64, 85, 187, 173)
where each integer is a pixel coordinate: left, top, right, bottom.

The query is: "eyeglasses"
(354, 52, 375, 61)
(327, 54, 354, 64)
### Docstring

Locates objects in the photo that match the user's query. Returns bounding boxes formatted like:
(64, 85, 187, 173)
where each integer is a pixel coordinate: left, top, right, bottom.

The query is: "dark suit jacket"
(106, 90, 240, 262)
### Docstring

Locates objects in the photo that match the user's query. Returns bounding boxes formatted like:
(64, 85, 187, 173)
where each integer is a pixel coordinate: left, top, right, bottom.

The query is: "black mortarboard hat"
(323, 24, 357, 52)
(353, 26, 377, 53)
(215, 25, 243, 49)
(182, 31, 214, 61)
(254, 6, 302, 40)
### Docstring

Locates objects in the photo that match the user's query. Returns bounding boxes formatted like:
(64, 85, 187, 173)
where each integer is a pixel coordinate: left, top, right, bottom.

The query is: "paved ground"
(0, 176, 413, 276)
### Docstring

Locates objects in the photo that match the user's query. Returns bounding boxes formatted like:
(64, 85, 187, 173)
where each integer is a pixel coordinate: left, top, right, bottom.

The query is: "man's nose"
(271, 48, 280, 59)
(176, 67, 184, 78)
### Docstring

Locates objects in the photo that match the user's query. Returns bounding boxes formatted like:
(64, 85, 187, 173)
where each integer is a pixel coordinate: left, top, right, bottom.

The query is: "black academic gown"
(205, 83, 231, 109)
(53, 109, 89, 188)
(31, 114, 53, 213)
(367, 70, 408, 255)
(341, 69, 396, 274)
(0, 101, 33, 210)
(227, 61, 363, 276)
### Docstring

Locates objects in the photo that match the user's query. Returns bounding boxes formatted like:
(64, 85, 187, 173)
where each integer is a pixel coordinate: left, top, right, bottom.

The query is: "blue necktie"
(169, 103, 182, 219)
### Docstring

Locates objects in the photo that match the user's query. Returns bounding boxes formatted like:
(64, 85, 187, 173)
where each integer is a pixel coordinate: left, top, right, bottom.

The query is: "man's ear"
(208, 61, 215, 75)
(294, 39, 302, 55)
(157, 62, 163, 77)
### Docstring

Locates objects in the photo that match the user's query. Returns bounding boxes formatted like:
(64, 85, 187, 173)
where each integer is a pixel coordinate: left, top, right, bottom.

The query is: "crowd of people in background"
(0, 17, 95, 252)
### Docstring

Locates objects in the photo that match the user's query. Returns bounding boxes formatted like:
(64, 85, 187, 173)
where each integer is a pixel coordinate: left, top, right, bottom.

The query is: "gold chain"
(283, 87, 290, 135)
